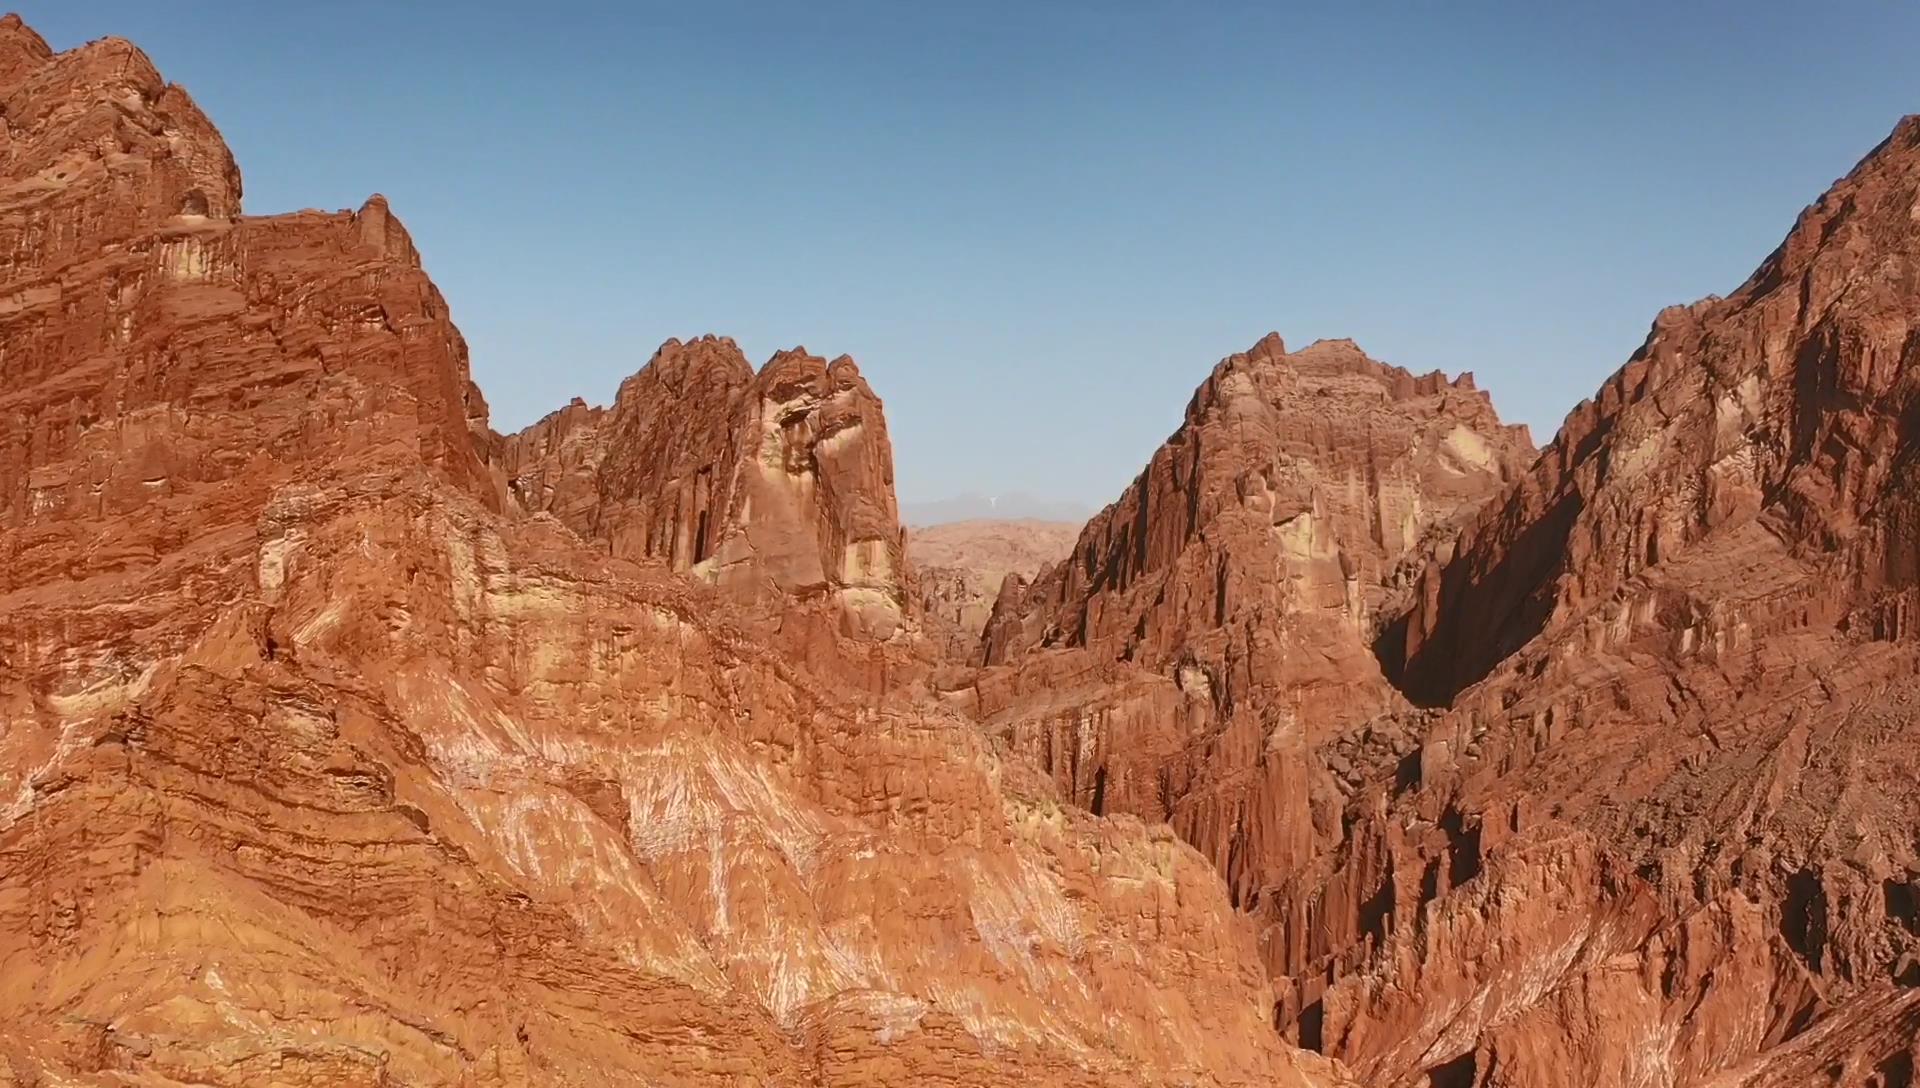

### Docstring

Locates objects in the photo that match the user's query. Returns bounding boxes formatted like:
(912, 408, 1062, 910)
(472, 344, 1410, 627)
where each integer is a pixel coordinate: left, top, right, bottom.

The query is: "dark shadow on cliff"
(1376, 489, 1585, 708)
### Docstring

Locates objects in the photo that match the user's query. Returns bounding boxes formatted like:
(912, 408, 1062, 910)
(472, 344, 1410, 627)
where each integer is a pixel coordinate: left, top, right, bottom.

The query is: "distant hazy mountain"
(901, 492, 1093, 527)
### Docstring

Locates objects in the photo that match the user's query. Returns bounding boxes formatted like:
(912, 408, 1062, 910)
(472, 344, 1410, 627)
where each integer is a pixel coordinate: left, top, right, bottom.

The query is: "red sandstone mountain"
(1319, 114, 1920, 1086)
(10, 10, 1920, 1088)
(497, 336, 907, 641)
(0, 17, 1339, 1087)
(975, 118, 1920, 1085)
(971, 335, 1532, 903)
(905, 518, 1082, 660)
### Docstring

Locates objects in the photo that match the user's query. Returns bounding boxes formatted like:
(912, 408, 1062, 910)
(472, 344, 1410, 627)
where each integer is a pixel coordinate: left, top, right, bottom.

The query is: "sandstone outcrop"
(15, 9, 1920, 1087)
(496, 335, 908, 642)
(0, 17, 1341, 1087)
(970, 335, 1531, 910)
(1296, 113, 1920, 1086)
(971, 117, 1920, 1087)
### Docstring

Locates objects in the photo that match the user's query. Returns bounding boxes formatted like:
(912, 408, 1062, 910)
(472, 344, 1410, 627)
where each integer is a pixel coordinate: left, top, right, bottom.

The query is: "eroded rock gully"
(8, 10, 1920, 1087)
(969, 335, 1533, 912)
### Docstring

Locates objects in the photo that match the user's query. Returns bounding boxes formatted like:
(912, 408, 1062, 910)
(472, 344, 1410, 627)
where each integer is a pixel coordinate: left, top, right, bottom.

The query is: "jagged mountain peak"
(0, 18, 1339, 1087)
(1387, 113, 1920, 707)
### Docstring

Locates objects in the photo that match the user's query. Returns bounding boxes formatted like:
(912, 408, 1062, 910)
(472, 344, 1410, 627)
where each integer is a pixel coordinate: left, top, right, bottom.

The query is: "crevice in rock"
(1782, 867, 1829, 972)
(1375, 489, 1586, 708)
(1875, 1047, 1915, 1088)
(1297, 998, 1324, 1054)
(1888, 879, 1920, 936)
(1425, 1050, 1478, 1088)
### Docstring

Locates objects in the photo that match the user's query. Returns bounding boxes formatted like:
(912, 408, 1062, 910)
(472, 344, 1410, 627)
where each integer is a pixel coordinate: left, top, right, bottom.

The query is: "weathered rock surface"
(905, 518, 1081, 661)
(0, 17, 1343, 1088)
(971, 117, 1920, 1087)
(496, 334, 909, 643)
(970, 335, 1531, 912)
(1300, 113, 1920, 1087)
(17, 10, 1920, 1087)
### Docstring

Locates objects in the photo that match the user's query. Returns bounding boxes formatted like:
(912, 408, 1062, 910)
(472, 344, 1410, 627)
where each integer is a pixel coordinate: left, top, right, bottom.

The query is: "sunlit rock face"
(1309, 114, 1920, 1087)
(970, 332, 1531, 918)
(17, 8, 1920, 1086)
(977, 116, 1920, 1087)
(0, 15, 1345, 1088)
(498, 336, 909, 642)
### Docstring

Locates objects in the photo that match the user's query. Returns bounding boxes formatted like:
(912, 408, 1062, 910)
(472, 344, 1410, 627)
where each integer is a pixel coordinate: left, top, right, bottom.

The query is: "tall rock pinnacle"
(497, 336, 910, 640)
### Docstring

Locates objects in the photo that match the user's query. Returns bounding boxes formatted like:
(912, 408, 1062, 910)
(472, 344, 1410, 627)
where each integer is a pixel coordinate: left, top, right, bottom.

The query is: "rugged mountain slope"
(14, 11, 1920, 1088)
(967, 117, 1920, 1087)
(1300, 114, 1920, 1087)
(0, 17, 1342, 1087)
(1386, 116, 1920, 706)
(905, 519, 1082, 660)
(497, 334, 908, 642)
(969, 335, 1531, 912)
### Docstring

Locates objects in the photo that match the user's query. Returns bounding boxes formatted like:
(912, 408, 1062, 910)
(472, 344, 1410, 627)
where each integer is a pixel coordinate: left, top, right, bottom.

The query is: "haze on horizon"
(21, 1, 1920, 510)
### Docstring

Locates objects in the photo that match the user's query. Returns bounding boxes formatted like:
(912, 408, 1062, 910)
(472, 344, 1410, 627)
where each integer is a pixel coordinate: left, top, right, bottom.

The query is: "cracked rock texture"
(976, 117, 1920, 1086)
(0, 17, 1342, 1088)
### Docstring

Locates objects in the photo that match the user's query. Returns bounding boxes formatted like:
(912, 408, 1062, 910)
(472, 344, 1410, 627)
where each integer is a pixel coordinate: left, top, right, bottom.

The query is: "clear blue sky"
(19, 2, 1920, 507)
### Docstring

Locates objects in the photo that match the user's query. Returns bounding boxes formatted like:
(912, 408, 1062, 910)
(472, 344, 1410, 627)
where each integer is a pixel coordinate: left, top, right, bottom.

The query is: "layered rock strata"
(0, 17, 1340, 1087)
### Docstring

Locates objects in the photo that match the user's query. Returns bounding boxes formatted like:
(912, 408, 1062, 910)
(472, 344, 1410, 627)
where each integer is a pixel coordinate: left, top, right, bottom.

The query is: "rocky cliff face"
(967, 116, 1920, 1087)
(981, 335, 1531, 679)
(969, 335, 1531, 913)
(497, 335, 908, 642)
(0, 17, 1342, 1087)
(1386, 117, 1920, 708)
(964, 117, 1920, 1087)
(0, 18, 496, 557)
(13, 11, 1920, 1088)
(1298, 114, 1920, 1087)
